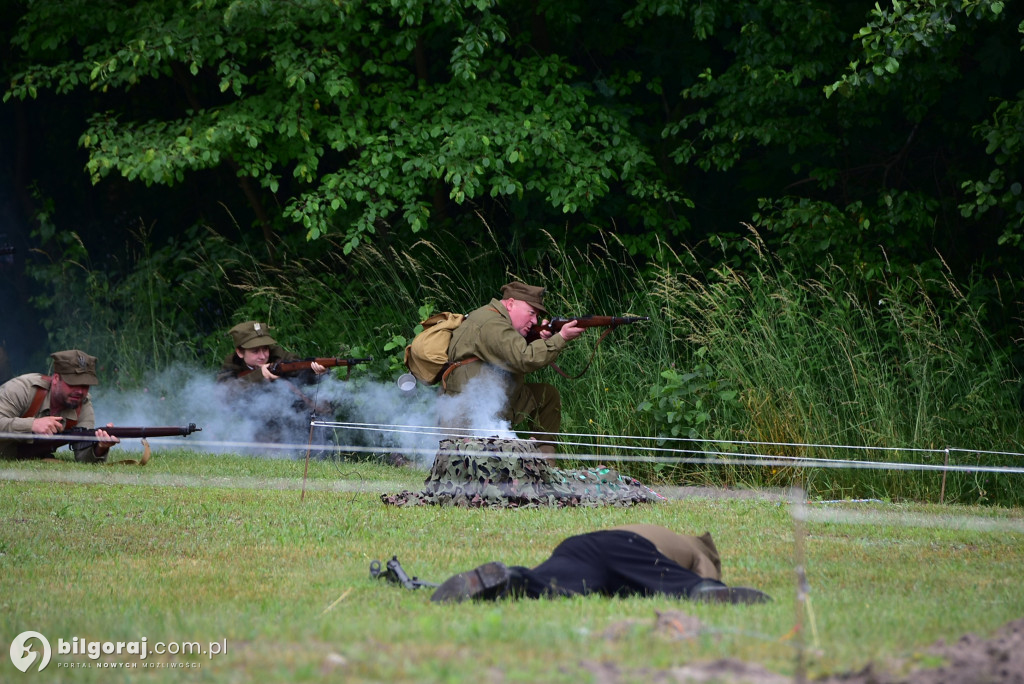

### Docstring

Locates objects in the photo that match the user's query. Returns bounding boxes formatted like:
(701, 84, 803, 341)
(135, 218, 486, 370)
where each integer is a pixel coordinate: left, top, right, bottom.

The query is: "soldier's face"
(238, 346, 271, 367)
(51, 374, 90, 409)
(507, 299, 539, 336)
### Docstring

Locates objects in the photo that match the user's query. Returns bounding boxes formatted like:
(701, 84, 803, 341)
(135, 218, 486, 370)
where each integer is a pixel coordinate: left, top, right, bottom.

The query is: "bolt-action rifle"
(268, 356, 373, 379)
(370, 556, 439, 590)
(525, 315, 649, 342)
(525, 315, 650, 379)
(17, 423, 202, 459)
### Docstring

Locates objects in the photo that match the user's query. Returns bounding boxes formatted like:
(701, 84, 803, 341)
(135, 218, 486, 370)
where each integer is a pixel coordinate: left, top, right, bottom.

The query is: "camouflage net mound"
(381, 437, 665, 508)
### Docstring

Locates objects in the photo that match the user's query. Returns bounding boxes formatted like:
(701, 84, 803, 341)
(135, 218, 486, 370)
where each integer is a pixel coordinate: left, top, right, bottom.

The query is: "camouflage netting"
(381, 437, 665, 508)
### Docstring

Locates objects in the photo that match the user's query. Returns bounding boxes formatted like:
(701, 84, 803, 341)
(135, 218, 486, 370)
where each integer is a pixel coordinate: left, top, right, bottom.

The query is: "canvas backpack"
(403, 312, 466, 384)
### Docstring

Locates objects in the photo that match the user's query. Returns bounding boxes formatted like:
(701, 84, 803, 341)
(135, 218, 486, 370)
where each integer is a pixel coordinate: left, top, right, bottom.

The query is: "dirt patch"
(819, 617, 1024, 684)
(593, 613, 1024, 684)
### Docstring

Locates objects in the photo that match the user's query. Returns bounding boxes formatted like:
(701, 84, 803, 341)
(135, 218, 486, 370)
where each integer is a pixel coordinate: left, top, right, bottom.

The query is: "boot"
(430, 562, 512, 603)
(689, 579, 772, 605)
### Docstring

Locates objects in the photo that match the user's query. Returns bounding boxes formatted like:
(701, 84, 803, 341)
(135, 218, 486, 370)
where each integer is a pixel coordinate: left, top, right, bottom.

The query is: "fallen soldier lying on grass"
(430, 524, 772, 605)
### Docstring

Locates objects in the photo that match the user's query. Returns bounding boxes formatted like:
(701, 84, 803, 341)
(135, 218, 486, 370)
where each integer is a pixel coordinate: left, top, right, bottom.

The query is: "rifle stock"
(268, 356, 373, 376)
(17, 423, 202, 459)
(526, 315, 650, 343)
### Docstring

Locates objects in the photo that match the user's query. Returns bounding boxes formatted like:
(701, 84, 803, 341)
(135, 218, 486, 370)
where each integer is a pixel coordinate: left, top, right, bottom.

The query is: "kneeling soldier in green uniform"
(442, 282, 585, 459)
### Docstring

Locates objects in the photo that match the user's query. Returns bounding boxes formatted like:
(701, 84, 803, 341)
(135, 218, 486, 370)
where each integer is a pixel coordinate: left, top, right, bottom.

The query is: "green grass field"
(2, 450, 1023, 683)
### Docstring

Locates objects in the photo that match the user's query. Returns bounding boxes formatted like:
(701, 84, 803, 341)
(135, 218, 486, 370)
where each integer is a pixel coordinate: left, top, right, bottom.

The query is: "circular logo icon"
(9, 631, 51, 672)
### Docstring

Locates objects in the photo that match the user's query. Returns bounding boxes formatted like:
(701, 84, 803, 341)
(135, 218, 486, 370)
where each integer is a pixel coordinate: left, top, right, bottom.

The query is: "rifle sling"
(104, 438, 152, 466)
(548, 326, 618, 380)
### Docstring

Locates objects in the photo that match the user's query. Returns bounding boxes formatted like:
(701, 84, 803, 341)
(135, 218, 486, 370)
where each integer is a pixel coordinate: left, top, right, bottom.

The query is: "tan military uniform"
(444, 298, 566, 434)
(0, 374, 100, 461)
(612, 524, 722, 581)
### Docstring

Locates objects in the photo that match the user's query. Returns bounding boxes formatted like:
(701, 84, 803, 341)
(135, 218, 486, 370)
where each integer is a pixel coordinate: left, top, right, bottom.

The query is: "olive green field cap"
(229, 321, 278, 349)
(50, 349, 99, 386)
(500, 282, 548, 315)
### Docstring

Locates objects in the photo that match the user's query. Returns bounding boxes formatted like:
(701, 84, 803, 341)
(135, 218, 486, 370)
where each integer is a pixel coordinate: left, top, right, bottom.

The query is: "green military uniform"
(0, 350, 106, 462)
(215, 321, 324, 452)
(215, 321, 311, 384)
(216, 344, 302, 384)
(444, 296, 566, 435)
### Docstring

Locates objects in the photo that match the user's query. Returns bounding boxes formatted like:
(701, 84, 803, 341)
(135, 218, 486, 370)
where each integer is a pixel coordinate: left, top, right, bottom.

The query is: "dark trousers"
(514, 531, 724, 599)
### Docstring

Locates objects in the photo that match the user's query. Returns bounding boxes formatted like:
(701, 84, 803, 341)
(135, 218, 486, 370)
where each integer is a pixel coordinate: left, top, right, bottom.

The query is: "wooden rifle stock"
(17, 423, 202, 459)
(268, 356, 373, 376)
(525, 315, 650, 343)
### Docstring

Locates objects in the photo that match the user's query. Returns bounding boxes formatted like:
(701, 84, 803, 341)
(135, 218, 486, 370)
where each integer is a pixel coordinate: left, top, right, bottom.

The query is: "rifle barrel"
(270, 357, 373, 373)
(526, 315, 649, 342)
(101, 424, 202, 439)
(16, 424, 201, 459)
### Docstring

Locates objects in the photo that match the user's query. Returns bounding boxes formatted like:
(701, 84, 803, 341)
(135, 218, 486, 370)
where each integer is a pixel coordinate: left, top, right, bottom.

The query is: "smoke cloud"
(92, 364, 518, 466)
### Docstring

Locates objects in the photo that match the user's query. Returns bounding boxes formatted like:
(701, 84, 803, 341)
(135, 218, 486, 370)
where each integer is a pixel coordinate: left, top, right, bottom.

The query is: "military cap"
(50, 350, 100, 386)
(229, 321, 278, 349)
(501, 282, 548, 315)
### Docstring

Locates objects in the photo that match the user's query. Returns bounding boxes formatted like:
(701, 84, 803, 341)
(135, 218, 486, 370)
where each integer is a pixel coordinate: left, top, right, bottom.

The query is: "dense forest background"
(2, 0, 1022, 502)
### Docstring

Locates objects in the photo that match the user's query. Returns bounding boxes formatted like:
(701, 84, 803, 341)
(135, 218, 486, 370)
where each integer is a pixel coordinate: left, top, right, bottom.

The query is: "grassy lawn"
(2, 450, 1022, 682)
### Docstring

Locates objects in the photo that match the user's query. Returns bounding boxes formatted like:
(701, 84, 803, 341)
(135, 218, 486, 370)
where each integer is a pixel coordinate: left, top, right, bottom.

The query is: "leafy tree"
(5, 0, 1024, 298)
(4, 0, 682, 255)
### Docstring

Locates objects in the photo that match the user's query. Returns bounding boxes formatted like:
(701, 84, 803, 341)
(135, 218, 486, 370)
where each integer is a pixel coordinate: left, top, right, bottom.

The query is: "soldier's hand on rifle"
(94, 423, 120, 458)
(259, 364, 281, 381)
(32, 415, 66, 435)
(557, 319, 585, 342)
(310, 361, 327, 375)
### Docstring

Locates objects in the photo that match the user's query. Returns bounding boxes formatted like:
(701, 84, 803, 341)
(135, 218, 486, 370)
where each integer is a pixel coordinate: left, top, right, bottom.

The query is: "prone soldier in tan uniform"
(431, 524, 771, 605)
(0, 350, 120, 462)
(442, 282, 584, 457)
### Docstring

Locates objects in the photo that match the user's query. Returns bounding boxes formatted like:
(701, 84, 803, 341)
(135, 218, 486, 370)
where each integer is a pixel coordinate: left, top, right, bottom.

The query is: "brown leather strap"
(436, 309, 493, 390)
(21, 378, 49, 418)
(21, 376, 82, 425)
(105, 439, 151, 466)
(548, 326, 618, 380)
(441, 357, 479, 390)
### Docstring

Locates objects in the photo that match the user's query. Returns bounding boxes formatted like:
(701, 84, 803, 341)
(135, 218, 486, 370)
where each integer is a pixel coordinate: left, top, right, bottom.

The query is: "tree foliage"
(5, 0, 681, 254)
(3, 0, 1023, 280)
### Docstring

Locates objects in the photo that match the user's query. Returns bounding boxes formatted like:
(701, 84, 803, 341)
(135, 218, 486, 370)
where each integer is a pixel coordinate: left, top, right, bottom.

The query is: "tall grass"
(657, 229, 1024, 504)
(23, 221, 1024, 504)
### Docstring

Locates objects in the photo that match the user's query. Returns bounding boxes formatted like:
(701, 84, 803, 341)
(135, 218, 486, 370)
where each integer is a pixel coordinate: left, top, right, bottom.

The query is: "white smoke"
(434, 365, 516, 440)
(92, 363, 519, 465)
